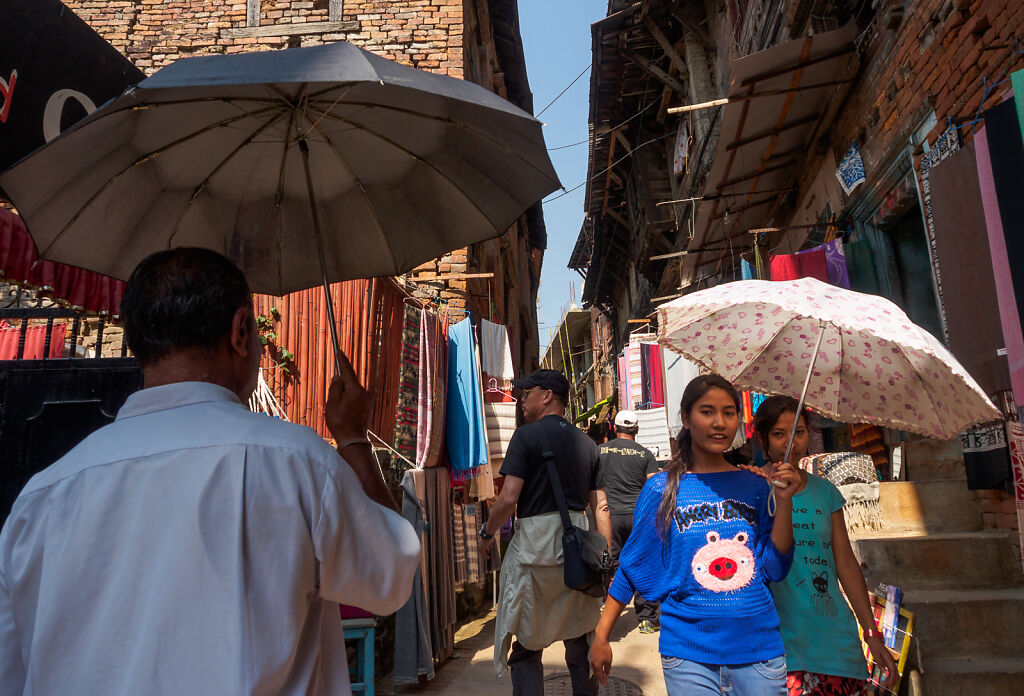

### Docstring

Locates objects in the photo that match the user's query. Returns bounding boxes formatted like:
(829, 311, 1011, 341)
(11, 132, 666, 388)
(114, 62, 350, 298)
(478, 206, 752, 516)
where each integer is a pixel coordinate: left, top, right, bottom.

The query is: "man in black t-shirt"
(599, 409, 662, 633)
(479, 369, 611, 696)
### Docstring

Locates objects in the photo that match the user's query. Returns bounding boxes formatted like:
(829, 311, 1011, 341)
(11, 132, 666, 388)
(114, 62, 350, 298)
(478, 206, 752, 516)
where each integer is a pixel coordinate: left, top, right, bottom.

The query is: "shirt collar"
(116, 381, 243, 420)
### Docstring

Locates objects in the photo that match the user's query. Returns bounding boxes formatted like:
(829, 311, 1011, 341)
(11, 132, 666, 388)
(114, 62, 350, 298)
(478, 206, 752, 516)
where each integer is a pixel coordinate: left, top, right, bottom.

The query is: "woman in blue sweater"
(590, 375, 800, 695)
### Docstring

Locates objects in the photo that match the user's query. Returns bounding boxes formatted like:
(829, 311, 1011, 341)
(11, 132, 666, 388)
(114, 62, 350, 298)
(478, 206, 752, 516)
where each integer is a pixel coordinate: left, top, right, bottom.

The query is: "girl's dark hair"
(657, 374, 740, 536)
(752, 395, 808, 455)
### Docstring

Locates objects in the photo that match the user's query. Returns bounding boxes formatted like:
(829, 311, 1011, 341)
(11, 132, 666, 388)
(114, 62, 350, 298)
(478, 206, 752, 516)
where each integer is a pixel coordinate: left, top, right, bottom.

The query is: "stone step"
(853, 481, 982, 537)
(917, 657, 1024, 696)
(854, 531, 1023, 591)
(902, 588, 1024, 660)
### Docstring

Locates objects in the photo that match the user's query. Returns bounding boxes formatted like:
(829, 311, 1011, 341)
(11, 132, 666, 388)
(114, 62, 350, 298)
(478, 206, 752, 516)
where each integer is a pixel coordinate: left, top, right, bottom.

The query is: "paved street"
(381, 605, 665, 696)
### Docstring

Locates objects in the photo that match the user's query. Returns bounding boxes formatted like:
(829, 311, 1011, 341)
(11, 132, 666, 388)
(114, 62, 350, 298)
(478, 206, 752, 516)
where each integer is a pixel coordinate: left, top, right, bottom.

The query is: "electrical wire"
(535, 63, 592, 118)
(546, 100, 661, 151)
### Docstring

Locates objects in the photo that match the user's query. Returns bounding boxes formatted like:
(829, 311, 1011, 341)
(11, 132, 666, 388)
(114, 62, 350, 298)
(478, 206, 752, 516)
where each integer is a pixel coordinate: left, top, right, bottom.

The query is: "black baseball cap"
(511, 369, 570, 400)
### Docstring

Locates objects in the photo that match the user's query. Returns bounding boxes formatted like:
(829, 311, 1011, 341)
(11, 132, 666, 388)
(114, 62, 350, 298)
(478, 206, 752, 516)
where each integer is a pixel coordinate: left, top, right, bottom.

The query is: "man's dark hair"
(615, 424, 639, 436)
(121, 247, 251, 365)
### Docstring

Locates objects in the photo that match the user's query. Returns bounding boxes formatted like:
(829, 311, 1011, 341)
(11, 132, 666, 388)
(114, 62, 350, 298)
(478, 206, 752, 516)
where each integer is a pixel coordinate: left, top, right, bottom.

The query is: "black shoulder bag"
(537, 424, 610, 598)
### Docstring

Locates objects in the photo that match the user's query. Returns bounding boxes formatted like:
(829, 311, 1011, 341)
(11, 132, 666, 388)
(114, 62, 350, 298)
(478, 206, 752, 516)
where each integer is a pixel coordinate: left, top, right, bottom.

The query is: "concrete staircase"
(851, 464, 1024, 696)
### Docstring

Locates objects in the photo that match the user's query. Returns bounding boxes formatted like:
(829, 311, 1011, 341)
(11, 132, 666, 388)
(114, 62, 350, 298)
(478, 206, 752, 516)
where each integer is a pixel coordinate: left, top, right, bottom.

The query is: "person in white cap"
(599, 410, 662, 633)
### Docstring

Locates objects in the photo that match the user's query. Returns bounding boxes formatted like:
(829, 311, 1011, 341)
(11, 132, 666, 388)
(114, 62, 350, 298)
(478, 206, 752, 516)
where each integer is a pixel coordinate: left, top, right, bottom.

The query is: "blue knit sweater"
(609, 469, 794, 664)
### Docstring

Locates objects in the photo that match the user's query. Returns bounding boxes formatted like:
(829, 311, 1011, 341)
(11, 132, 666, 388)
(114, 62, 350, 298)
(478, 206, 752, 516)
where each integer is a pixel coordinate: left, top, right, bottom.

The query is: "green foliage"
(256, 311, 295, 376)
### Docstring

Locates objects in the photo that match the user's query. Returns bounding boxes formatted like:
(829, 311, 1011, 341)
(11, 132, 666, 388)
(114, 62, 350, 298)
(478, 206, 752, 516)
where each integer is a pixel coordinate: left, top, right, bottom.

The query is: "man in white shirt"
(0, 248, 420, 695)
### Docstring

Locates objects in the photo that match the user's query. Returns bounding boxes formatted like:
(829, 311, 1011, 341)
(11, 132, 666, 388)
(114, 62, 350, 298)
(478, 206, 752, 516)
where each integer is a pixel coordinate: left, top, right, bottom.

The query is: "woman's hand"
(771, 461, 802, 500)
(867, 635, 899, 685)
(589, 637, 613, 685)
(737, 463, 771, 481)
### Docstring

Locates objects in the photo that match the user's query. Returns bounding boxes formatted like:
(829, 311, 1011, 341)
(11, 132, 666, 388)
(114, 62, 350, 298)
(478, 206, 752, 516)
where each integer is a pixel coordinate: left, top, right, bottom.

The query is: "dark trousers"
(610, 513, 660, 624)
(508, 634, 597, 696)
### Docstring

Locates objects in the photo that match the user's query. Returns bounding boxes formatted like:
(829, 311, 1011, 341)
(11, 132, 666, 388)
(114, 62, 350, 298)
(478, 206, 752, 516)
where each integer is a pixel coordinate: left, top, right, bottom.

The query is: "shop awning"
(0, 207, 125, 315)
(573, 396, 612, 424)
(678, 23, 859, 287)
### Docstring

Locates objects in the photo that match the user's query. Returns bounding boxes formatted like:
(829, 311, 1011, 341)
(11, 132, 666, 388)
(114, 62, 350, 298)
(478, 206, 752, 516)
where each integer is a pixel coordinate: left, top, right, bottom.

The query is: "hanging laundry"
(484, 401, 517, 471)
(1005, 421, 1024, 573)
(393, 469, 436, 685)
(798, 239, 849, 289)
(635, 407, 672, 462)
(836, 140, 866, 195)
(844, 238, 881, 295)
(416, 309, 448, 468)
(393, 304, 422, 462)
(446, 319, 489, 481)
(741, 258, 755, 280)
(640, 343, 665, 408)
(617, 355, 629, 411)
(962, 423, 1012, 491)
(0, 322, 67, 359)
(769, 246, 828, 282)
(479, 319, 515, 381)
(663, 348, 700, 437)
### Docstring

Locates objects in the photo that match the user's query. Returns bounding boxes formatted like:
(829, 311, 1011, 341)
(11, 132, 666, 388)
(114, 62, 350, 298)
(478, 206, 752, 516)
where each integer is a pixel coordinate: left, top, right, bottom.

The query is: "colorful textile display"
(798, 239, 849, 289)
(664, 348, 700, 437)
(635, 407, 672, 461)
(479, 319, 514, 381)
(1005, 421, 1024, 573)
(769, 247, 828, 282)
(976, 114, 1024, 409)
(484, 401, 517, 471)
(640, 342, 665, 408)
(617, 355, 629, 411)
(393, 469, 436, 685)
(799, 452, 882, 533)
(416, 309, 448, 468)
(0, 322, 67, 359)
(413, 467, 457, 664)
(393, 304, 421, 462)
(835, 141, 866, 195)
(451, 502, 483, 588)
(741, 257, 756, 280)
(961, 423, 1012, 491)
(445, 318, 489, 481)
(0, 208, 125, 315)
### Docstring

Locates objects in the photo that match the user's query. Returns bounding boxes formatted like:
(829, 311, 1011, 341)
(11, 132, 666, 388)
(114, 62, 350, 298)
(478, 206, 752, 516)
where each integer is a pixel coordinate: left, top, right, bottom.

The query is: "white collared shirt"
(0, 381, 420, 695)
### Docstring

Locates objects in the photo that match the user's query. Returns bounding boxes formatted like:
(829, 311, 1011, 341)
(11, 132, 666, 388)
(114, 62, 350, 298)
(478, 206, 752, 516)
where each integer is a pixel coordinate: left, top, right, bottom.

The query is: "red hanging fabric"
(769, 247, 828, 282)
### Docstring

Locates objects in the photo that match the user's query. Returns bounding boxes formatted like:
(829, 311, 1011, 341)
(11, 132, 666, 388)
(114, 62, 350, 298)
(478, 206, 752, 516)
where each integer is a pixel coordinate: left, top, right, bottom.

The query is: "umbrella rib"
(168, 110, 289, 247)
(892, 340, 948, 438)
(273, 109, 297, 296)
(310, 98, 558, 186)
(304, 114, 400, 273)
(38, 104, 284, 260)
(317, 110, 505, 235)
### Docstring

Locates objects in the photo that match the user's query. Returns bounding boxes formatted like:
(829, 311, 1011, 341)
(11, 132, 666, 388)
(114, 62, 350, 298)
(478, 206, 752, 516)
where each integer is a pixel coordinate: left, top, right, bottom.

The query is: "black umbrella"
(0, 41, 560, 372)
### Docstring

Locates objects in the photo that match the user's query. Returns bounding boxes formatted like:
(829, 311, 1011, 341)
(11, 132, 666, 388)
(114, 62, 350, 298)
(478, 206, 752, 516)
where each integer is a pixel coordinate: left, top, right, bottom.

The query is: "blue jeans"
(661, 655, 787, 696)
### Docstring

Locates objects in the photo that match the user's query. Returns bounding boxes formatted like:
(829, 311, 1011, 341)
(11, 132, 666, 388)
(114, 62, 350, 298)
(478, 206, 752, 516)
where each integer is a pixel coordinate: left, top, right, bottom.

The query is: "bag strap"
(537, 421, 575, 534)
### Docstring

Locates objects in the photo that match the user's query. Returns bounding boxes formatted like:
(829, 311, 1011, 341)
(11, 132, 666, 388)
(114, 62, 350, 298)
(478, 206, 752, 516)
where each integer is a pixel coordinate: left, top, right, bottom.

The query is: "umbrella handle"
(771, 319, 826, 516)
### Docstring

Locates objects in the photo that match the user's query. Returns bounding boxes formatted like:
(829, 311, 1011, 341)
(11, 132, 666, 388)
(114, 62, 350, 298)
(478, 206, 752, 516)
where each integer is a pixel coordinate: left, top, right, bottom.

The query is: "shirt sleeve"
(312, 450, 421, 615)
(823, 478, 847, 514)
(754, 480, 794, 584)
(0, 549, 26, 694)
(499, 428, 531, 479)
(644, 450, 660, 476)
(612, 475, 674, 604)
(591, 441, 605, 490)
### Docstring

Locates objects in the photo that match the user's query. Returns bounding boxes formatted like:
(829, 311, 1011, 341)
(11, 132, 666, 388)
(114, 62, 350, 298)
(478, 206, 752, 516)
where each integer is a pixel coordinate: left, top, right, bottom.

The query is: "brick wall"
(978, 489, 1022, 557)
(64, 0, 543, 370)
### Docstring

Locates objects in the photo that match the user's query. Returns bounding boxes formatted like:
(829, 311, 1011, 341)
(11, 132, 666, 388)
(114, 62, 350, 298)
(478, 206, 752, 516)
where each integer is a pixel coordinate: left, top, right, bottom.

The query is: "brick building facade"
(65, 0, 546, 373)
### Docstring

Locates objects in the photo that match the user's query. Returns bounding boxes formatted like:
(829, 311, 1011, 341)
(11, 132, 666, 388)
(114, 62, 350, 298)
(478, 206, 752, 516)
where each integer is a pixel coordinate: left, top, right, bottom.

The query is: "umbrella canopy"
(0, 41, 560, 295)
(656, 277, 1000, 440)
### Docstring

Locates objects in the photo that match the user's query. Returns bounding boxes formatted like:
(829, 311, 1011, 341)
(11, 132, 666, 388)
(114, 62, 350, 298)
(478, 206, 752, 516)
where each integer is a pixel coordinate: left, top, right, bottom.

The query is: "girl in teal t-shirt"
(752, 397, 898, 696)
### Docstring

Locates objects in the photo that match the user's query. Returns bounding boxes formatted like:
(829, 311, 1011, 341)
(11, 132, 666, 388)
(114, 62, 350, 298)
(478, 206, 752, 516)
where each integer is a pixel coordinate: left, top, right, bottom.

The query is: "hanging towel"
(484, 401, 517, 468)
(836, 141, 866, 195)
(798, 239, 850, 289)
(394, 304, 421, 462)
(845, 239, 881, 295)
(640, 342, 665, 408)
(770, 247, 828, 282)
(741, 258, 755, 280)
(634, 407, 673, 461)
(446, 318, 488, 480)
(617, 355, 629, 411)
(962, 423, 1012, 491)
(479, 319, 515, 380)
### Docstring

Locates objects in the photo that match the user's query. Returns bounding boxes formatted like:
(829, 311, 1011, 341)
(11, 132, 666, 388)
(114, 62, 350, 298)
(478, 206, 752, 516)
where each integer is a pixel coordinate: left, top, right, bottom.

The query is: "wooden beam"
(221, 20, 360, 38)
(740, 44, 857, 87)
(644, 17, 688, 76)
(716, 159, 799, 189)
(649, 250, 689, 261)
(623, 49, 687, 95)
(667, 80, 856, 114)
(724, 114, 820, 150)
(669, 6, 714, 50)
(710, 197, 779, 221)
(411, 272, 495, 281)
(614, 129, 632, 154)
(606, 207, 630, 230)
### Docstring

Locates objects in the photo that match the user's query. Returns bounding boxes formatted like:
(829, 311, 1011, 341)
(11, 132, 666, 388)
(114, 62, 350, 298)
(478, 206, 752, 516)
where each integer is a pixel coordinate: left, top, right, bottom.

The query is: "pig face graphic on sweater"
(691, 531, 755, 592)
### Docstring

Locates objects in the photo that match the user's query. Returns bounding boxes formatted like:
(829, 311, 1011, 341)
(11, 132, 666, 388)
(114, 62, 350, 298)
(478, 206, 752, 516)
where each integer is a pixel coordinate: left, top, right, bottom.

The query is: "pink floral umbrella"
(656, 277, 1000, 449)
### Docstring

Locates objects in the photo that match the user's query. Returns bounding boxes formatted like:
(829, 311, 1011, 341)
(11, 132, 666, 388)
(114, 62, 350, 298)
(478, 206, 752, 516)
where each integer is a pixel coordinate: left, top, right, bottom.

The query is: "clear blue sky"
(519, 0, 606, 360)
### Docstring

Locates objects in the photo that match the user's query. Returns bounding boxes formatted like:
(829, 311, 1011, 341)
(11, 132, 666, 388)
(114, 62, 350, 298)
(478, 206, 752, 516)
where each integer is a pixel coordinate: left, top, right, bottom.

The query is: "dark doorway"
(886, 205, 944, 340)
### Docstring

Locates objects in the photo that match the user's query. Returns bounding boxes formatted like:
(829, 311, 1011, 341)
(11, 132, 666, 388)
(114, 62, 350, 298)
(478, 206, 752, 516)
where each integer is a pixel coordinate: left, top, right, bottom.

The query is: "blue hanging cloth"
(445, 318, 489, 478)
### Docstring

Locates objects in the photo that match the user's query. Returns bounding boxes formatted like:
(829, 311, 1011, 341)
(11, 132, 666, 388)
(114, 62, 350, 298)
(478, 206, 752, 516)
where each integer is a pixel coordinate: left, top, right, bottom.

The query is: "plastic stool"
(342, 617, 375, 695)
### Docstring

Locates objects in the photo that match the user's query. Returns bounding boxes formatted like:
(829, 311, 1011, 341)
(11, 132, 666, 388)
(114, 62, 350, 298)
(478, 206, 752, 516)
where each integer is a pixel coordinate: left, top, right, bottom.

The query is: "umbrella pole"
(782, 319, 827, 466)
(299, 139, 344, 378)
